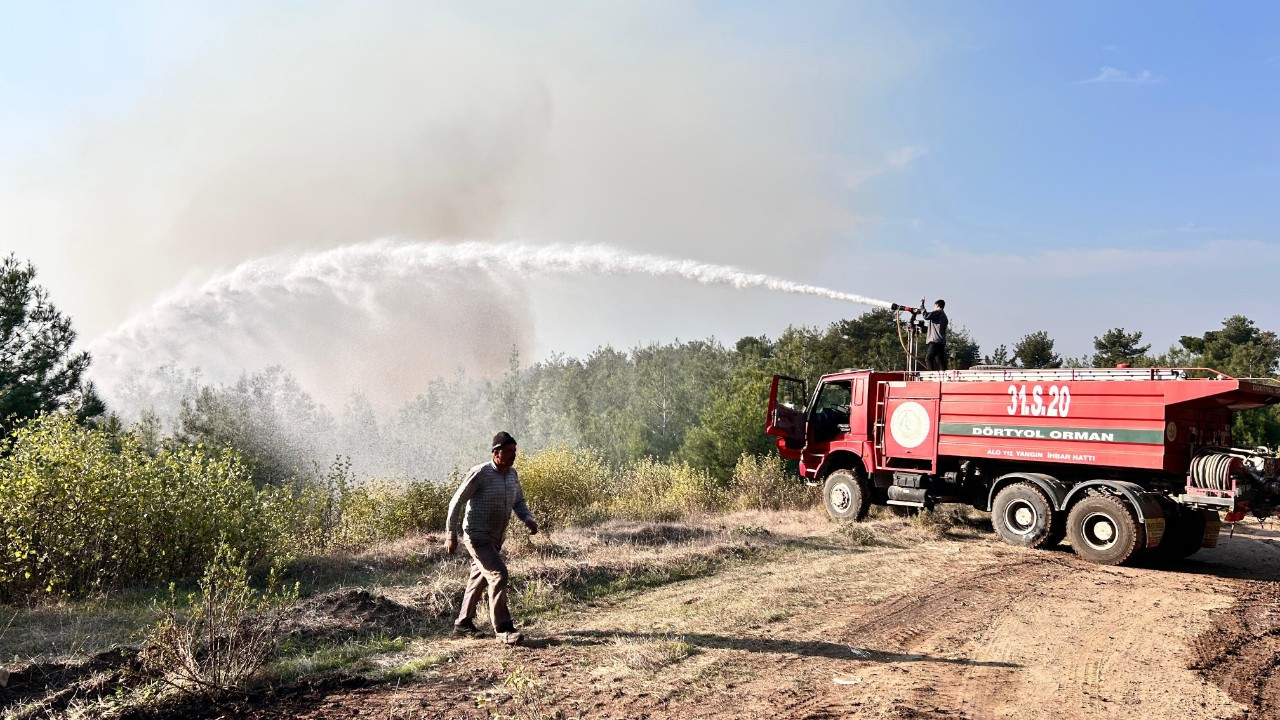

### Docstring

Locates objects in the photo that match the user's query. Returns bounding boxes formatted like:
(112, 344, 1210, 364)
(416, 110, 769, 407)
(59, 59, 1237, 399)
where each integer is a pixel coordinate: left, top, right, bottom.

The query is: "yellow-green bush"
(305, 460, 452, 551)
(610, 457, 725, 522)
(0, 414, 288, 600)
(326, 477, 451, 550)
(516, 446, 612, 532)
(729, 454, 813, 511)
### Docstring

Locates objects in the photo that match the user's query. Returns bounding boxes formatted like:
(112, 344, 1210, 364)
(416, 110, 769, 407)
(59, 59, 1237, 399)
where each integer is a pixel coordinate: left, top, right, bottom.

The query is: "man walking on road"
(925, 299, 948, 371)
(446, 431, 539, 645)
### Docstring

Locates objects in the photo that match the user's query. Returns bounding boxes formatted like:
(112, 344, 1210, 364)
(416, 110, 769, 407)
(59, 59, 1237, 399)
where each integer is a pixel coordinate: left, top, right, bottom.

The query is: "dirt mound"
(1192, 579, 1280, 719)
(282, 588, 425, 640)
(1, 646, 141, 718)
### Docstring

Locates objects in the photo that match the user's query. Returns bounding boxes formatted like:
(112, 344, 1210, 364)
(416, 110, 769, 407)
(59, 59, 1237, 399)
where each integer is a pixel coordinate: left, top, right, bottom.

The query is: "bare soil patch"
(0, 646, 149, 719)
(282, 588, 426, 641)
(1190, 524, 1280, 720)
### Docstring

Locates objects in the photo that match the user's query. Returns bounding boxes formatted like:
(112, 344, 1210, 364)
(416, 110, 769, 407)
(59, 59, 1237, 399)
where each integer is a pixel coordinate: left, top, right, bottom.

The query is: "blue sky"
(1, 1, 1277, 401)
(895, 3, 1278, 252)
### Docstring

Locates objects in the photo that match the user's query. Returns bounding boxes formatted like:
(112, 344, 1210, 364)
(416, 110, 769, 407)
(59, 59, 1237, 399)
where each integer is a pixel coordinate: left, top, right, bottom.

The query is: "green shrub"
(729, 454, 811, 511)
(517, 446, 612, 533)
(0, 414, 288, 600)
(0, 415, 819, 602)
(386, 475, 452, 534)
(610, 458, 725, 521)
(313, 459, 452, 550)
(330, 478, 450, 548)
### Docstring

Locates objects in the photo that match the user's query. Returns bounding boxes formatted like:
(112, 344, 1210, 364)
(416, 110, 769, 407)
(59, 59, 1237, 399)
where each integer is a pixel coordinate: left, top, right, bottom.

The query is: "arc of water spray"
(501, 243, 895, 309)
(242, 239, 893, 308)
(92, 239, 894, 358)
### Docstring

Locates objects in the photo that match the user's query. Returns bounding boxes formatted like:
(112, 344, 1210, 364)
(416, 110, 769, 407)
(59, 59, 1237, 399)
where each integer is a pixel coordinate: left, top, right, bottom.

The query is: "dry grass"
(381, 645, 457, 680)
(608, 633, 696, 673)
(836, 523, 878, 546)
(0, 592, 163, 661)
(908, 505, 992, 539)
(475, 665, 566, 720)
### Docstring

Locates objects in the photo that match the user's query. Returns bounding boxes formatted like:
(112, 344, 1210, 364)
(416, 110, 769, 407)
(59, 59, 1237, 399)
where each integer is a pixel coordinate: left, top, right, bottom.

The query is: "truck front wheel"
(1067, 494, 1145, 565)
(992, 483, 1062, 549)
(824, 468, 870, 521)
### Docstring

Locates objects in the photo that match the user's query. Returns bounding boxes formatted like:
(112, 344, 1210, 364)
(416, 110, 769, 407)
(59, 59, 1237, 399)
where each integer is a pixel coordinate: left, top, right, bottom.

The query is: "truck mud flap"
(1202, 510, 1223, 549)
(1143, 515, 1165, 548)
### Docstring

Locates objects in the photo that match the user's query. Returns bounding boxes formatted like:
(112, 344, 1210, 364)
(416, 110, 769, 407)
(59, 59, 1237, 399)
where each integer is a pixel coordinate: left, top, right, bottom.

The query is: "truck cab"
(766, 370, 881, 485)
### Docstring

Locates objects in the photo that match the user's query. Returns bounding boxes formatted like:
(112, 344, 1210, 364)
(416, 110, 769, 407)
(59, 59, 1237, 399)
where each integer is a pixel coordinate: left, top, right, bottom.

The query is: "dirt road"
(120, 513, 1280, 719)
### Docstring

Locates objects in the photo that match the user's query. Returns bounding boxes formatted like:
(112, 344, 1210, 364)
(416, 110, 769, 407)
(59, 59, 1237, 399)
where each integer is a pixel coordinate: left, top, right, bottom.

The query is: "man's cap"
(492, 431, 518, 451)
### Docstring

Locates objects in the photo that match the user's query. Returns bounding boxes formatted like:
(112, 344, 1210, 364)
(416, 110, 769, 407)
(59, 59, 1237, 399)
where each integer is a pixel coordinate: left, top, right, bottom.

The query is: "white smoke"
(1, 2, 892, 343)
(91, 239, 892, 411)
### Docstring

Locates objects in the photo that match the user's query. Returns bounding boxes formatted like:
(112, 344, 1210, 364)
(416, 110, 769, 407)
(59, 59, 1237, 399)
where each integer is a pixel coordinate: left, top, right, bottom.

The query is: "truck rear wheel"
(824, 469, 870, 521)
(992, 483, 1061, 549)
(1067, 494, 1145, 565)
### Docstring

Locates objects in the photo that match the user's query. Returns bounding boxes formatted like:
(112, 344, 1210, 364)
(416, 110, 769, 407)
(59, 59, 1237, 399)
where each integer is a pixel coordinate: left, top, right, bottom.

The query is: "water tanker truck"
(764, 327, 1280, 565)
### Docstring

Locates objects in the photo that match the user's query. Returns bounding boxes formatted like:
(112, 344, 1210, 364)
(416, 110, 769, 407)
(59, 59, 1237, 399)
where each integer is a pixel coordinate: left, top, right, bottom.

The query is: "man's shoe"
(497, 630, 524, 646)
(453, 619, 479, 636)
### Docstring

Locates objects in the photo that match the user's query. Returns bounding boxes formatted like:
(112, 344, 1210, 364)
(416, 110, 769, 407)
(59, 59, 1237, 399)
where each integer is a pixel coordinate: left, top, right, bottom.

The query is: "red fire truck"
(765, 365, 1280, 565)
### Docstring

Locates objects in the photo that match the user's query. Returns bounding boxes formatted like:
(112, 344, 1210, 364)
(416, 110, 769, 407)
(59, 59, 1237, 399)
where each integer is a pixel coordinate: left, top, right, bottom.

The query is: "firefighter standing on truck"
(925, 299, 948, 371)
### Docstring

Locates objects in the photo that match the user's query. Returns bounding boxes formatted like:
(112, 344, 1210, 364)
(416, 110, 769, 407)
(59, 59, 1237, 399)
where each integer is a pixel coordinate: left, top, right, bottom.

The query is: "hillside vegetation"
(0, 412, 803, 603)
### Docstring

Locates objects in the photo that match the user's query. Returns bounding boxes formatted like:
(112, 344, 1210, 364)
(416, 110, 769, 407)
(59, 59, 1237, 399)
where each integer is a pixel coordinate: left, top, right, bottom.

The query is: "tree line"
(3, 253, 1279, 485)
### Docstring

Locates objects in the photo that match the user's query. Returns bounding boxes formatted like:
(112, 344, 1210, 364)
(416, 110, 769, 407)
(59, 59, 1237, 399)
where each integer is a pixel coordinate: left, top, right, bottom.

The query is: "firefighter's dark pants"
(926, 341, 947, 371)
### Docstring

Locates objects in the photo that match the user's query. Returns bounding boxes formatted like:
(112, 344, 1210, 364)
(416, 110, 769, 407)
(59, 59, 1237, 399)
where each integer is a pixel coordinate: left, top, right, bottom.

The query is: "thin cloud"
(887, 145, 929, 168)
(1266, 54, 1280, 65)
(1137, 222, 1220, 238)
(844, 145, 929, 187)
(1076, 66, 1165, 85)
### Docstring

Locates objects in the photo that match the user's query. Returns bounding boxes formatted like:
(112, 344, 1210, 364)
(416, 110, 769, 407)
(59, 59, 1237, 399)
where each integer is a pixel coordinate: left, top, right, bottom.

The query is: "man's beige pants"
(457, 536, 512, 631)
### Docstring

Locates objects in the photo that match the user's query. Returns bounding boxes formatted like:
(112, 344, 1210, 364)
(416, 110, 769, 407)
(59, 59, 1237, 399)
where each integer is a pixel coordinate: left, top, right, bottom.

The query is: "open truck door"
(766, 375, 807, 459)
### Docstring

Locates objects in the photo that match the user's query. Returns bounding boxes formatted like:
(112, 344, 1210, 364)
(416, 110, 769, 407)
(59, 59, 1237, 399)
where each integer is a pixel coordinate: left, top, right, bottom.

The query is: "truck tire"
(992, 483, 1061, 549)
(824, 468, 870, 521)
(1066, 494, 1145, 566)
(1154, 507, 1207, 559)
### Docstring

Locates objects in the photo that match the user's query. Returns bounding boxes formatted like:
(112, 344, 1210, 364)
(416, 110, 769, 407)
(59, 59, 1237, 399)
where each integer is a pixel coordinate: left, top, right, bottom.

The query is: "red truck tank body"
(769, 368, 1280, 481)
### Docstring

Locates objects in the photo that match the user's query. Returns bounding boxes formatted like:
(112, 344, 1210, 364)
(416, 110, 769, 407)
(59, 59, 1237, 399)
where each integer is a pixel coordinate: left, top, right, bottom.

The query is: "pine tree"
(1013, 331, 1062, 369)
(0, 254, 104, 437)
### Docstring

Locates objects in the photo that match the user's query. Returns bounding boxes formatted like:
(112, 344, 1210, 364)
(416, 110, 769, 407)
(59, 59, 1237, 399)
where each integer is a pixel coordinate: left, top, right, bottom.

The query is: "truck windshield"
(814, 382, 851, 413)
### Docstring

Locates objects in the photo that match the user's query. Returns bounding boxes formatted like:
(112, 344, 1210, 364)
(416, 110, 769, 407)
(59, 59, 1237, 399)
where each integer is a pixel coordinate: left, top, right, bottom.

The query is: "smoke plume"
(2, 2, 866, 342)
